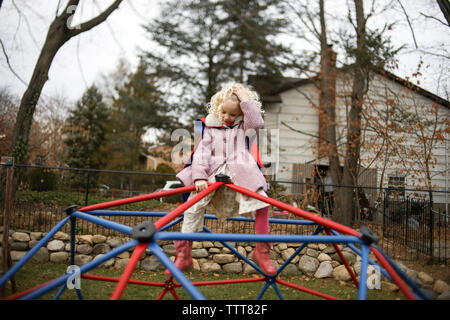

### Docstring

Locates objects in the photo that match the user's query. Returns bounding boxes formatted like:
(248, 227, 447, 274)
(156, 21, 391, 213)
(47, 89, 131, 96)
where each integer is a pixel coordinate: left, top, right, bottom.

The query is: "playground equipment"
(0, 175, 429, 300)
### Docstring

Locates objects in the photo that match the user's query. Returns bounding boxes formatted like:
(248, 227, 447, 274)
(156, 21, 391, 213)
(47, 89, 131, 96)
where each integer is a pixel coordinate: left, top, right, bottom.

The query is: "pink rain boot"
(164, 240, 193, 276)
(254, 207, 276, 275)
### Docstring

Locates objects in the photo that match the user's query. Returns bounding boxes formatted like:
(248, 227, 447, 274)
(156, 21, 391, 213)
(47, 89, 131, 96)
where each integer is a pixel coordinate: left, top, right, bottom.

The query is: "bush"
(28, 168, 58, 191)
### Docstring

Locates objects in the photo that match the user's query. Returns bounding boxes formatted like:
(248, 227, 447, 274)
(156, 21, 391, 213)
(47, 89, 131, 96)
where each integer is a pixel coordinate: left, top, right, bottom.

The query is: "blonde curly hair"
(206, 82, 263, 119)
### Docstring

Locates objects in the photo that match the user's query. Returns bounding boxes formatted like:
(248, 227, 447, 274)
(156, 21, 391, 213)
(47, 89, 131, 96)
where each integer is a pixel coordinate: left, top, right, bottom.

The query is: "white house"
(251, 68, 450, 212)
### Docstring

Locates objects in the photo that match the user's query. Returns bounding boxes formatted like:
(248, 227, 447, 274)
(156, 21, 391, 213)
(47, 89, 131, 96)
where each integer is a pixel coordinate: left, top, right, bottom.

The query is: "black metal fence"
(1, 164, 448, 264)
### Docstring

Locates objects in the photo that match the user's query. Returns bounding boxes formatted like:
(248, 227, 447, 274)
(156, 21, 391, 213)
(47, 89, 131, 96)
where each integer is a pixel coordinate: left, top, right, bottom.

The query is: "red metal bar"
(275, 278, 342, 300)
(370, 247, 416, 300)
(110, 243, 147, 300)
(81, 274, 166, 287)
(191, 277, 266, 286)
(157, 288, 168, 300)
(4, 278, 57, 300)
(324, 229, 359, 288)
(225, 184, 360, 237)
(79, 185, 196, 212)
(153, 182, 223, 230)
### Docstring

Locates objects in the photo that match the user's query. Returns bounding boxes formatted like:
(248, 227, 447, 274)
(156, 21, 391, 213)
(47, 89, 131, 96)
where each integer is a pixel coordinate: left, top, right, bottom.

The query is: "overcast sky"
(0, 0, 449, 106)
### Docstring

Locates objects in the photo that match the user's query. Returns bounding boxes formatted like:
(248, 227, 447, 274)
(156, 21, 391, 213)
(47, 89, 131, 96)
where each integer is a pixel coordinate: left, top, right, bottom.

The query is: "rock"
(421, 288, 437, 300)
(379, 281, 398, 293)
(141, 256, 165, 271)
(192, 241, 203, 249)
(106, 238, 123, 248)
(243, 263, 258, 274)
(30, 232, 43, 240)
(221, 247, 232, 253)
(417, 272, 434, 285)
(323, 246, 336, 254)
(47, 240, 65, 252)
(114, 258, 131, 269)
(433, 280, 450, 294)
(116, 251, 130, 259)
(214, 241, 224, 248)
(12, 232, 30, 242)
(223, 262, 242, 273)
(29, 240, 39, 248)
(92, 235, 107, 244)
(201, 262, 221, 272)
(65, 243, 75, 252)
(77, 244, 93, 255)
(281, 263, 300, 276)
(162, 244, 176, 256)
(317, 253, 332, 262)
(314, 261, 333, 279)
(437, 291, 450, 300)
(78, 235, 93, 245)
(202, 241, 214, 248)
(50, 252, 69, 263)
(307, 243, 319, 249)
(281, 248, 299, 263)
(237, 246, 247, 258)
(75, 254, 92, 266)
(53, 232, 70, 241)
(30, 247, 49, 263)
(10, 242, 28, 251)
(192, 249, 209, 259)
(332, 265, 354, 281)
(306, 248, 319, 258)
(277, 243, 288, 251)
(10, 251, 27, 261)
(192, 259, 201, 271)
(208, 248, 221, 254)
(298, 255, 319, 276)
(318, 243, 327, 251)
(94, 254, 115, 268)
(332, 251, 356, 265)
(92, 243, 111, 255)
(213, 254, 235, 264)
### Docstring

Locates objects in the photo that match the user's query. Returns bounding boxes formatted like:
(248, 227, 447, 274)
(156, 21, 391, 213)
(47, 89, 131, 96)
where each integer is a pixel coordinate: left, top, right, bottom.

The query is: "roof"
(249, 67, 450, 109)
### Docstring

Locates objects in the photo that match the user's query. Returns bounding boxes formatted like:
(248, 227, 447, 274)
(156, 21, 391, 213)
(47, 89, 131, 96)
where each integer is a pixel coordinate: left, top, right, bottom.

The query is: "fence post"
(85, 172, 90, 206)
(1, 157, 17, 297)
(429, 199, 434, 262)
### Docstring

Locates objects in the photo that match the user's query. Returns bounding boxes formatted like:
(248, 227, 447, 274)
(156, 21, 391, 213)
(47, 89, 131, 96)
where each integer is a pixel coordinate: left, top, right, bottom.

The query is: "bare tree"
(5, 0, 123, 197)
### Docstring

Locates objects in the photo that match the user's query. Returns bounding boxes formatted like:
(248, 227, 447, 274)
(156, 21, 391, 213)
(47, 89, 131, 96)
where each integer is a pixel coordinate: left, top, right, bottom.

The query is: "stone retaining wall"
(1, 229, 449, 299)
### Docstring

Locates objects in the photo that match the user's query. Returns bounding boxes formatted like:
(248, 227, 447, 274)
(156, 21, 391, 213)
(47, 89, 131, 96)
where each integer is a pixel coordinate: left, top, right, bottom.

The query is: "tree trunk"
(337, 0, 367, 226)
(319, 0, 343, 223)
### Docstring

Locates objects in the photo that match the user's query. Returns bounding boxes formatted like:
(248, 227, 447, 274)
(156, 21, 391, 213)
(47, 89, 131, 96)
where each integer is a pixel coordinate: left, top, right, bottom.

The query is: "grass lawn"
(3, 263, 405, 300)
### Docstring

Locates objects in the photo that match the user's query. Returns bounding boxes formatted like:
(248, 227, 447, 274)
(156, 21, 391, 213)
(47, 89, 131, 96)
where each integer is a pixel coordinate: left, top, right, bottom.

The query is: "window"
(388, 175, 405, 199)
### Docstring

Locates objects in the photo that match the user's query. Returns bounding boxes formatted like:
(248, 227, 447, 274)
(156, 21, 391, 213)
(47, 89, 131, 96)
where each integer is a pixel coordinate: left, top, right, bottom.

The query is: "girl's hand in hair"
(232, 85, 250, 102)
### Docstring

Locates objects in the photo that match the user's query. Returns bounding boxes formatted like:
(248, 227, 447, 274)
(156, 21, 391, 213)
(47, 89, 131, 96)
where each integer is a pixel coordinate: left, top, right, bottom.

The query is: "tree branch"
(69, 0, 123, 37)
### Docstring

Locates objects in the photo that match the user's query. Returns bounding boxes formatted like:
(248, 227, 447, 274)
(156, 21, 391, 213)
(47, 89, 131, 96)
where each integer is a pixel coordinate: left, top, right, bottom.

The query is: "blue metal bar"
(72, 211, 132, 235)
(154, 231, 363, 244)
(271, 282, 284, 300)
(276, 226, 322, 276)
(87, 210, 168, 217)
(147, 241, 206, 300)
(87, 210, 316, 225)
(20, 240, 139, 300)
(0, 216, 70, 289)
(372, 244, 428, 300)
(76, 288, 84, 300)
(53, 284, 67, 300)
(256, 282, 271, 300)
(159, 217, 183, 232)
(203, 226, 264, 275)
(357, 244, 370, 300)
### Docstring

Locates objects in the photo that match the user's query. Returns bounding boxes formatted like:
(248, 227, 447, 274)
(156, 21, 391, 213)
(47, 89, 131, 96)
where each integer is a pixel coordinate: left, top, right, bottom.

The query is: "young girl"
(168, 83, 276, 275)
